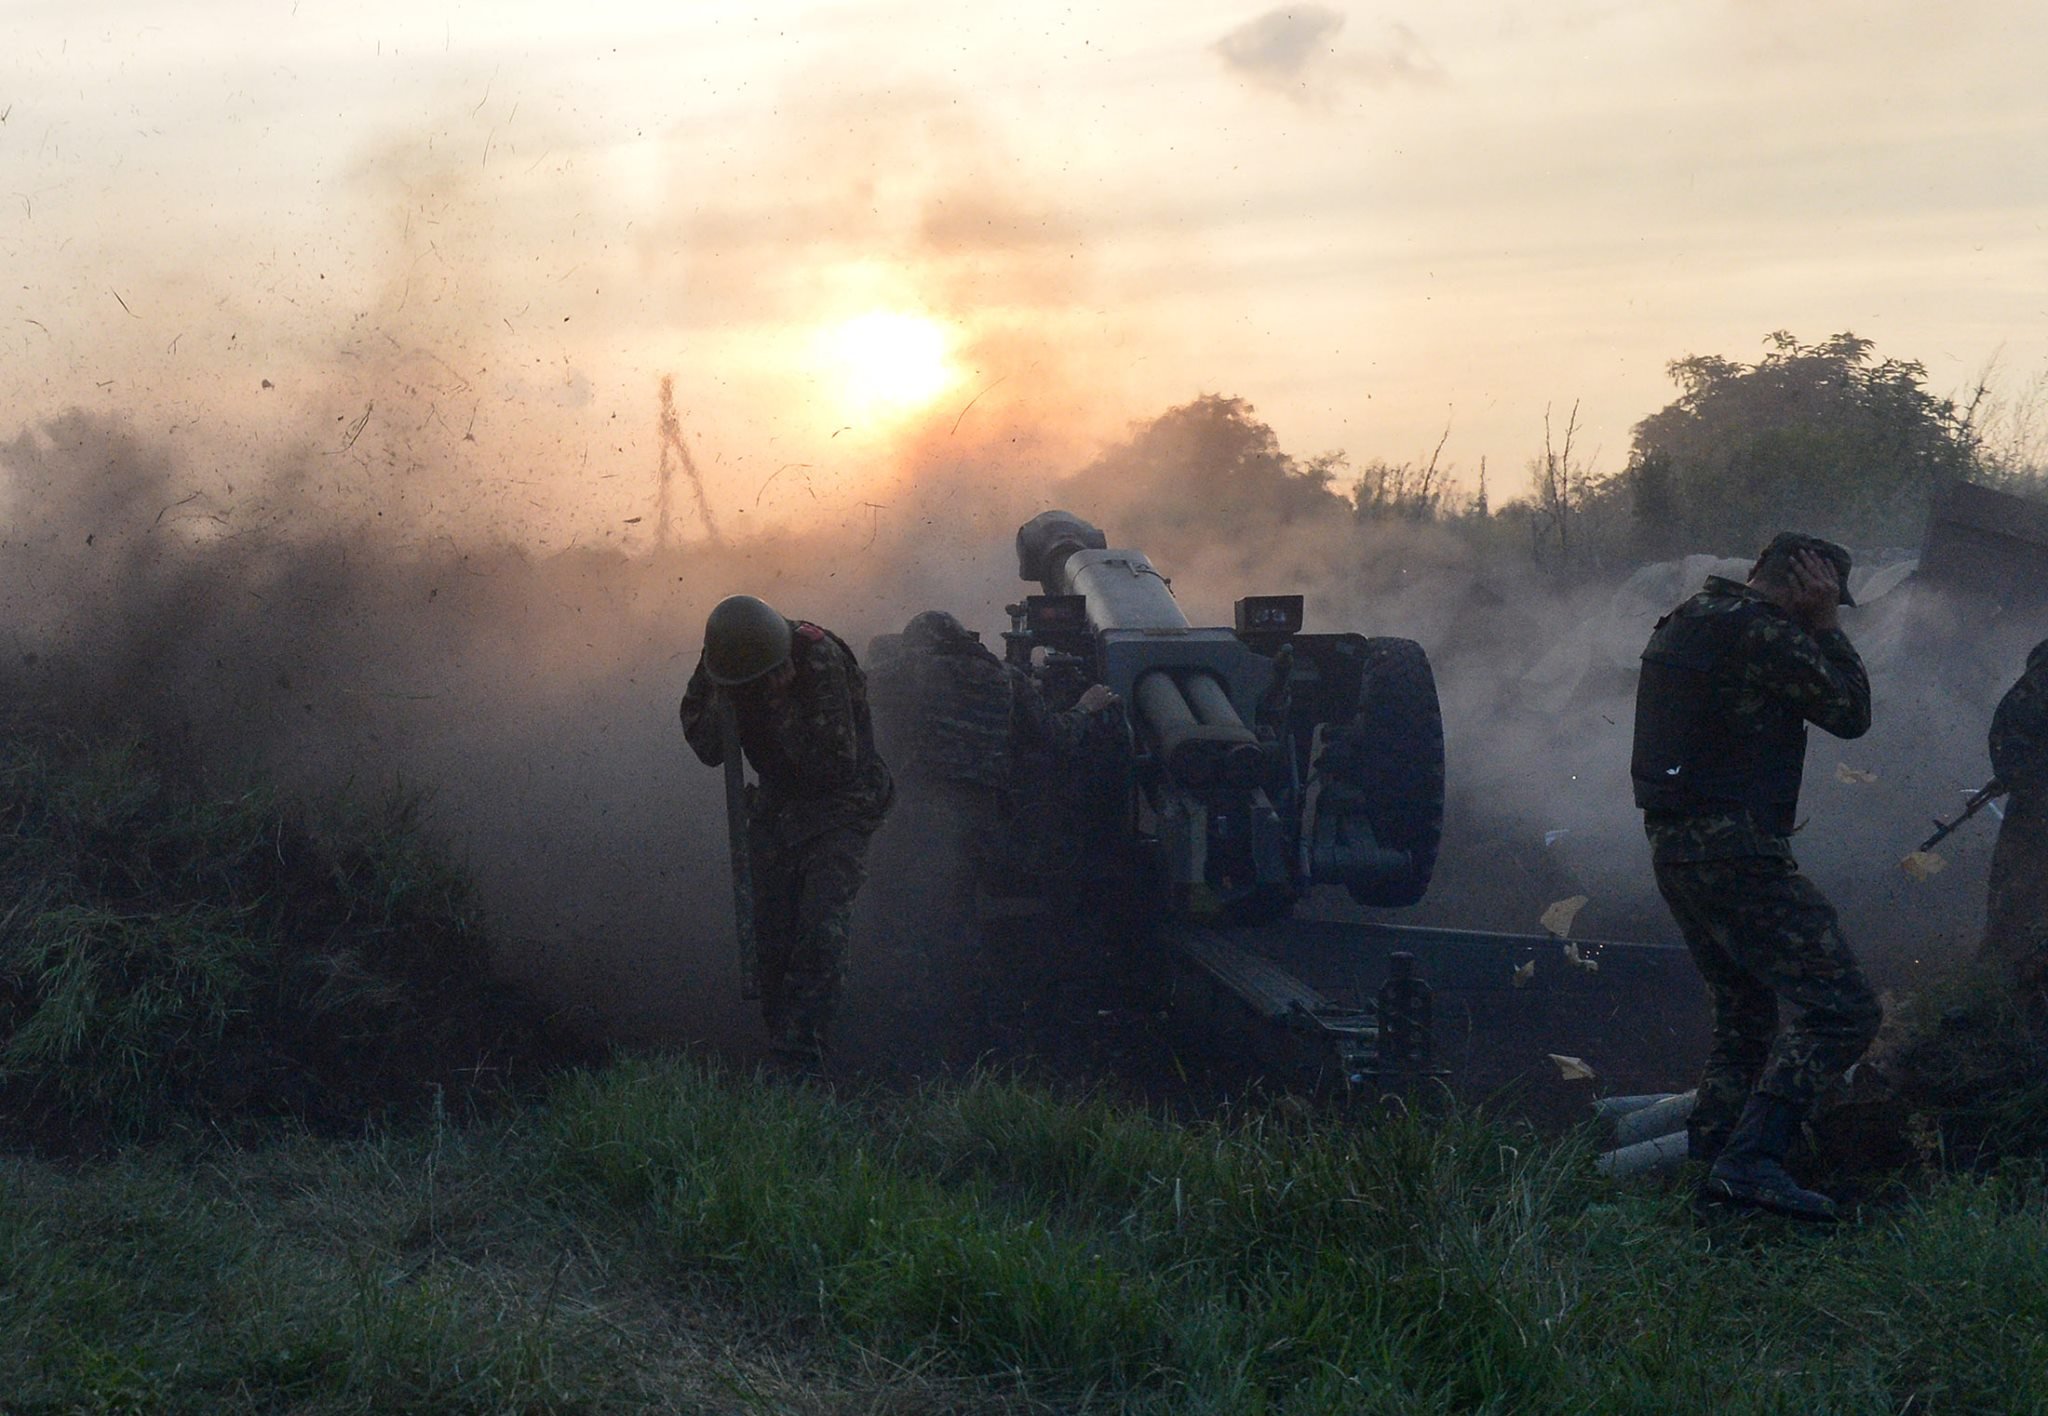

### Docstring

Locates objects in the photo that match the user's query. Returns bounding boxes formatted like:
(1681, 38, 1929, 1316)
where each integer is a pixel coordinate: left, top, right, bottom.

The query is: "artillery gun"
(1003, 510, 1444, 921)
(868, 511, 1689, 1094)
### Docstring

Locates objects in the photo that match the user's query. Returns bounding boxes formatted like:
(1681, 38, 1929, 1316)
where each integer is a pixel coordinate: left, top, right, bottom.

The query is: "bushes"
(0, 729, 566, 1147)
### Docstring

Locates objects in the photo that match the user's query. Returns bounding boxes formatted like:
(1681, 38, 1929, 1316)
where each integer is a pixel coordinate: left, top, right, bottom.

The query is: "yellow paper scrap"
(1900, 850, 1948, 881)
(1563, 940, 1600, 973)
(1835, 763, 1879, 785)
(1548, 1053, 1597, 1082)
(1512, 959, 1537, 988)
(1540, 895, 1589, 938)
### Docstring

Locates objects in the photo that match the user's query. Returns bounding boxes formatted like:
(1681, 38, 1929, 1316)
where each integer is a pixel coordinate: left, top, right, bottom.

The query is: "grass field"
(6, 1061, 2048, 1413)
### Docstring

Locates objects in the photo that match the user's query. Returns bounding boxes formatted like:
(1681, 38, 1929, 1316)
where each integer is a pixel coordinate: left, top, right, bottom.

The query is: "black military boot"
(1702, 1095, 1837, 1222)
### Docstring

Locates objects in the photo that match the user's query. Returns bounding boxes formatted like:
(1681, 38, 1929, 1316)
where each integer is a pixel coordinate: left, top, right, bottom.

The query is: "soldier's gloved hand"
(1077, 683, 1118, 714)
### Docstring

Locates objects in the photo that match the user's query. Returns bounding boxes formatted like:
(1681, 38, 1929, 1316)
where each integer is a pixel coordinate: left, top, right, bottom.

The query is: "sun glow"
(814, 310, 961, 421)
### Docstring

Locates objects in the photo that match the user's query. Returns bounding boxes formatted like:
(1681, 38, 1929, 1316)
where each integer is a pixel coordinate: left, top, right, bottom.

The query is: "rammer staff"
(716, 694, 760, 1000)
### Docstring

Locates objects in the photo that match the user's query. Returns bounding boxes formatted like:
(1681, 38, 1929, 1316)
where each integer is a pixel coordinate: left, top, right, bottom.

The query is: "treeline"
(1065, 332, 2048, 573)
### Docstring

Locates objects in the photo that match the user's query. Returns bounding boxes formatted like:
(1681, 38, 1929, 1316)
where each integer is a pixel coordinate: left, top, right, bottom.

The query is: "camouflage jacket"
(865, 633, 1124, 790)
(1640, 576, 1870, 863)
(1991, 638, 2048, 801)
(865, 631, 1015, 790)
(681, 620, 894, 843)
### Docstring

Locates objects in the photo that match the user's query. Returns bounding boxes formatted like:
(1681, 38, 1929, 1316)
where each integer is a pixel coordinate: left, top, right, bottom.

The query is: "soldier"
(863, 610, 1119, 1065)
(1631, 533, 1882, 1222)
(868, 610, 1019, 805)
(1979, 637, 2048, 1001)
(681, 594, 893, 1075)
(861, 610, 1019, 1069)
(867, 608, 1120, 841)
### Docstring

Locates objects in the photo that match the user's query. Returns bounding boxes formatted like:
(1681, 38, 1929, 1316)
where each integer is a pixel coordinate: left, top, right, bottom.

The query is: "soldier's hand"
(1785, 550, 1841, 633)
(1077, 683, 1119, 714)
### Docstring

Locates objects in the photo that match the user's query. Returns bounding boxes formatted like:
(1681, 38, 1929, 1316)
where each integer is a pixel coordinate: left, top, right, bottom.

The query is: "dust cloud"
(0, 403, 1058, 1052)
(1, 72, 1138, 1061)
(3, 388, 2036, 1071)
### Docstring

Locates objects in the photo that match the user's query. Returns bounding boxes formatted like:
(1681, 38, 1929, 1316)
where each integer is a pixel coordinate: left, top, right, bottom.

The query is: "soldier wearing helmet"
(681, 594, 893, 1074)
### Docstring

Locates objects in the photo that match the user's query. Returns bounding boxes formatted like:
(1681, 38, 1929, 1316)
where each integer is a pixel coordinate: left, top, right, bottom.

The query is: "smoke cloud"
(4, 60, 2035, 1088)
(3, 390, 2034, 1082)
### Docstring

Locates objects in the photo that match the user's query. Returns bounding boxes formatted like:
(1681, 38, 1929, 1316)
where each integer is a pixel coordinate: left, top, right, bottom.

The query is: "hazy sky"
(5, 0, 2045, 540)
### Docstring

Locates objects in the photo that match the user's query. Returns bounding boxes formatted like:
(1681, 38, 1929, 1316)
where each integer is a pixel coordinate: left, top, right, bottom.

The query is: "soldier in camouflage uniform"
(863, 611, 1019, 1068)
(867, 609, 1121, 854)
(1631, 533, 1882, 1221)
(1979, 638, 2048, 1001)
(869, 611, 1019, 808)
(864, 611, 1118, 1065)
(681, 595, 893, 1073)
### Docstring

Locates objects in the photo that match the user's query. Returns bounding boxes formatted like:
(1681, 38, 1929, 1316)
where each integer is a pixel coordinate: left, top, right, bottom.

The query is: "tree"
(1353, 422, 1453, 523)
(1057, 394, 1350, 545)
(1526, 400, 1587, 568)
(1617, 331, 1978, 553)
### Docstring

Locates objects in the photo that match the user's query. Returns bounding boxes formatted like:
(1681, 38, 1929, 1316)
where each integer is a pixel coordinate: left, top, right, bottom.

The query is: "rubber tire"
(1344, 637, 1445, 908)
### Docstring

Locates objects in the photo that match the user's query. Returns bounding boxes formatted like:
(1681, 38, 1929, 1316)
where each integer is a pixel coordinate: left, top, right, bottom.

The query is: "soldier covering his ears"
(1631, 532, 1882, 1222)
(681, 594, 893, 1073)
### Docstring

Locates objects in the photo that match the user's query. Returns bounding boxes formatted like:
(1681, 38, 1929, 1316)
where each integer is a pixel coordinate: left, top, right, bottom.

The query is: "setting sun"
(814, 310, 961, 421)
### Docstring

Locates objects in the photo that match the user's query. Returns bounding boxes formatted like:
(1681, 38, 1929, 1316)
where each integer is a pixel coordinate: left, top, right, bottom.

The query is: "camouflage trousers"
(751, 820, 875, 1067)
(1653, 854, 1882, 1157)
(1979, 796, 2048, 1001)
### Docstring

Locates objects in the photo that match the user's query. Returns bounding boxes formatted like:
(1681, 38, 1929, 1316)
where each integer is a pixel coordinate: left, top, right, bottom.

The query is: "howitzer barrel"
(1017, 511, 1189, 630)
(1015, 510, 1276, 778)
(1181, 672, 1243, 728)
(1135, 669, 1263, 788)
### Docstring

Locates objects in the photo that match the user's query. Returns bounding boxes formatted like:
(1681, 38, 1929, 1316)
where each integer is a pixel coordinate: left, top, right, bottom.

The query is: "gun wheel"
(1344, 637, 1445, 908)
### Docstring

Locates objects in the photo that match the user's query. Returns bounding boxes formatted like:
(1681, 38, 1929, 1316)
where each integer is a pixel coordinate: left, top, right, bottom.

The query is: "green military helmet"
(702, 594, 793, 685)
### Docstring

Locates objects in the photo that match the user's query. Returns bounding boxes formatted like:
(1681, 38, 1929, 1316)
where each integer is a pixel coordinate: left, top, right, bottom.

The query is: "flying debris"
(1548, 1053, 1597, 1082)
(1899, 851, 1948, 881)
(1540, 895, 1589, 938)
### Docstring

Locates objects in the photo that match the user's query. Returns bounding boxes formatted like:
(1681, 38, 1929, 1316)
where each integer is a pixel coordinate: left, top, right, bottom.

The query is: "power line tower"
(656, 375, 722, 547)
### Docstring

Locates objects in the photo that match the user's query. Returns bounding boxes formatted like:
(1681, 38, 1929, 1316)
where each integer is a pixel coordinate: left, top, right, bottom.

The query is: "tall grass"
(0, 1112, 873, 1413)
(541, 1059, 2048, 1412)
(0, 729, 563, 1147)
(5, 1058, 2048, 1411)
